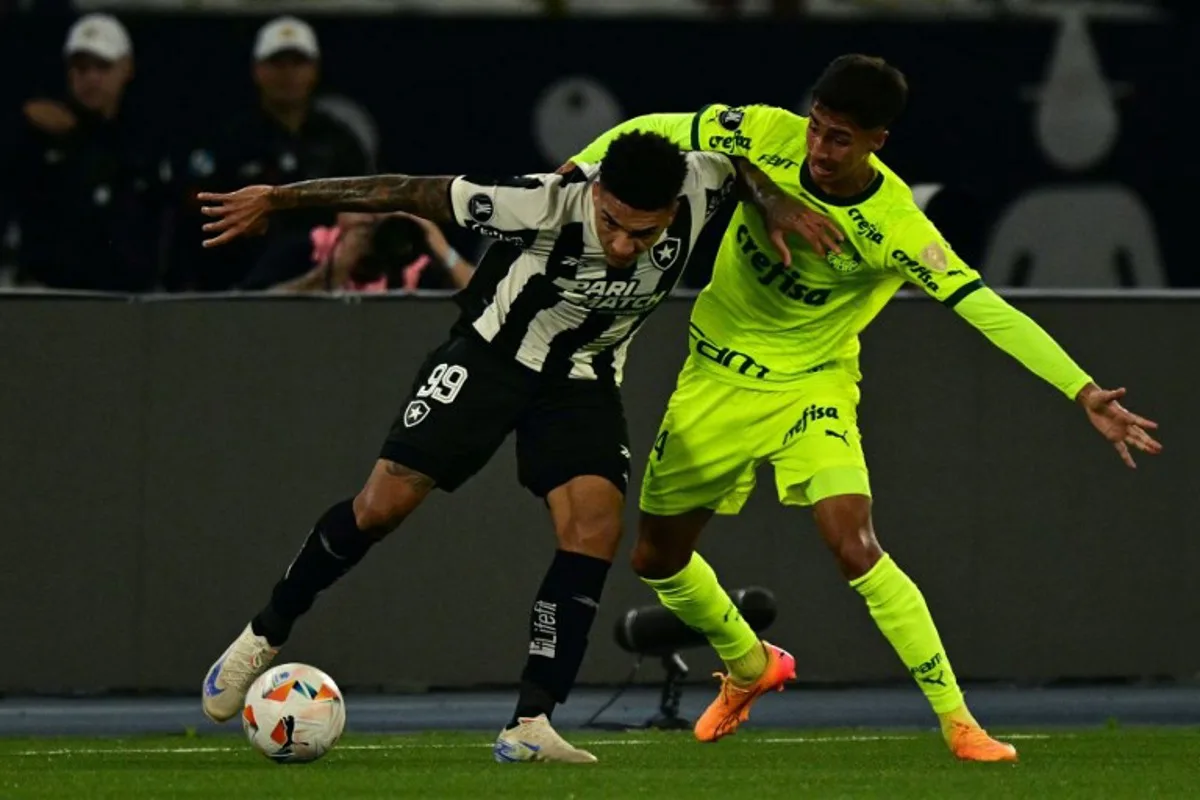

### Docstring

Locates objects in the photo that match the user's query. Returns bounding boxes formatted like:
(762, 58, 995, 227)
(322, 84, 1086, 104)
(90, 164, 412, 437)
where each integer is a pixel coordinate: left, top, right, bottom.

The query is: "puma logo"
(919, 670, 947, 688)
(825, 429, 849, 445)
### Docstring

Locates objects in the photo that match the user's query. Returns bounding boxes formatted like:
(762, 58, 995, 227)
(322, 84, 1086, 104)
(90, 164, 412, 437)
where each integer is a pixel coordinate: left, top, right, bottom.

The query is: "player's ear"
(871, 129, 890, 153)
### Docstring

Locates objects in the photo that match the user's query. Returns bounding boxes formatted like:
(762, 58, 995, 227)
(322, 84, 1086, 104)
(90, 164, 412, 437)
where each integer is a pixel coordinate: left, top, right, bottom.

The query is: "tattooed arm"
(198, 175, 455, 248)
(268, 176, 455, 222)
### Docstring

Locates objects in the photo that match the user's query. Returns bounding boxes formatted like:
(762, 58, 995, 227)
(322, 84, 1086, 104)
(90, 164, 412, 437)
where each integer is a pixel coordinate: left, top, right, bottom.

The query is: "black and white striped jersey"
(448, 152, 737, 384)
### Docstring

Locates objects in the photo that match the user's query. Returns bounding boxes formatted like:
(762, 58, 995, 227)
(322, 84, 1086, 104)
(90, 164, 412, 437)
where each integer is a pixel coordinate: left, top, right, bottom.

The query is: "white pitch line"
(5, 732, 1056, 757)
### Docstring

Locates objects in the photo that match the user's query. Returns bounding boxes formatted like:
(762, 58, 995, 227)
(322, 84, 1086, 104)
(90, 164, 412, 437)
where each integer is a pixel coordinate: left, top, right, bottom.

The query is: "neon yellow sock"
(850, 553, 964, 715)
(642, 553, 763, 683)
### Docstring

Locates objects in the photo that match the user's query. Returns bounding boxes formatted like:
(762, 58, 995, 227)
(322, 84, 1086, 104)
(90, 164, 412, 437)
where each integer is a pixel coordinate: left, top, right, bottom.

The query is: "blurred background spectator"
(0, 13, 169, 292)
(165, 16, 370, 292)
(0, 0, 1188, 290)
(241, 211, 476, 294)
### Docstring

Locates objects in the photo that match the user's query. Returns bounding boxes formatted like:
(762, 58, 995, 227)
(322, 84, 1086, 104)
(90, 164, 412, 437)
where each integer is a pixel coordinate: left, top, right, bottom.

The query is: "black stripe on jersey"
(452, 241, 523, 333)
(590, 198, 696, 382)
(541, 311, 615, 380)
(488, 222, 585, 358)
(460, 175, 545, 189)
(691, 105, 712, 152)
(942, 278, 985, 309)
(590, 312, 647, 384)
(559, 166, 591, 185)
(650, 198, 694, 292)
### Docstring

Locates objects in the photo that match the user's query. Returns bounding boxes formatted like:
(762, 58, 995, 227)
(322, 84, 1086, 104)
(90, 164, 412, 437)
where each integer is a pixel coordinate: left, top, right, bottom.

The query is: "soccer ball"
(242, 663, 346, 764)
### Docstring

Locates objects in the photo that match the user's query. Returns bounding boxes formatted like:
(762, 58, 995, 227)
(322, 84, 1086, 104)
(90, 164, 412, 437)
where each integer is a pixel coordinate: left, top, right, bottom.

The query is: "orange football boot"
(946, 720, 1019, 762)
(694, 642, 796, 742)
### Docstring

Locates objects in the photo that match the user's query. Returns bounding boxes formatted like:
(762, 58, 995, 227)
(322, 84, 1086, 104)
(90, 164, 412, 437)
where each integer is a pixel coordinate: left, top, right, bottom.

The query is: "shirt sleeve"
(448, 174, 562, 247)
(954, 287, 1094, 400)
(571, 103, 792, 166)
(885, 213, 986, 308)
(688, 103, 788, 160)
(571, 113, 694, 164)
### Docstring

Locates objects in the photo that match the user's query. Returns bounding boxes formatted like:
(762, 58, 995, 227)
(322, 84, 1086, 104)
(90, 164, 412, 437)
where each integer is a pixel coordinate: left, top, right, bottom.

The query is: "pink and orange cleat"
(945, 720, 1019, 762)
(694, 642, 796, 742)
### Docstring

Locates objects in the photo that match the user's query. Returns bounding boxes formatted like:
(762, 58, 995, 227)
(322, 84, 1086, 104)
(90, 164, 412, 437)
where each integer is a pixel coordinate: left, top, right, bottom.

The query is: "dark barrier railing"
(0, 292, 1194, 692)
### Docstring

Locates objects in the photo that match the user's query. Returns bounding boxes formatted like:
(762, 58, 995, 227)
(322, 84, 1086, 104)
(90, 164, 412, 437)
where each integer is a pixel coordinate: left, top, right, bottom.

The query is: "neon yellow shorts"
(639, 357, 871, 516)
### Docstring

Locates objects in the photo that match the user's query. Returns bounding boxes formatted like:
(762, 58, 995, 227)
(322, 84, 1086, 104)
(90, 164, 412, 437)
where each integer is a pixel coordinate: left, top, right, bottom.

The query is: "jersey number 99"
(416, 363, 469, 405)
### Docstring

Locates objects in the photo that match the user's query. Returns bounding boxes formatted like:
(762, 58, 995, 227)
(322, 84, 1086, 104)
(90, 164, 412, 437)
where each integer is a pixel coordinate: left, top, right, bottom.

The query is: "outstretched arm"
(269, 176, 454, 219)
(199, 175, 454, 248)
(886, 216, 1162, 468)
(954, 288, 1162, 468)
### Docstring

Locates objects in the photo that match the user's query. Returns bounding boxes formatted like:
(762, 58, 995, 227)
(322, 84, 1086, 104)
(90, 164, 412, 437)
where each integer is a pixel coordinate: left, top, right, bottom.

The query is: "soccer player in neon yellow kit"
(572, 55, 1162, 761)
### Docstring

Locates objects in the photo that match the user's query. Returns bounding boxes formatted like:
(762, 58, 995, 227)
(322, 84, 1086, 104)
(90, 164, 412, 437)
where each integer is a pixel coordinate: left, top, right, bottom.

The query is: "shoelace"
(220, 642, 270, 689)
(950, 721, 996, 748)
(710, 672, 757, 735)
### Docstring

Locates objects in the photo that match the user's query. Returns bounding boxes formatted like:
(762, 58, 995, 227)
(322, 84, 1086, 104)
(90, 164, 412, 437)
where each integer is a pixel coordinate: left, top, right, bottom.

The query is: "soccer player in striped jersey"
(193, 131, 829, 762)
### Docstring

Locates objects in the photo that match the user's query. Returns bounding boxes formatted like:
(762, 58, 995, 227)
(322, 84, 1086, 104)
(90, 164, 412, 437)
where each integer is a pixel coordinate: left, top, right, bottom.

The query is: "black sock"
(250, 499, 376, 647)
(509, 550, 611, 727)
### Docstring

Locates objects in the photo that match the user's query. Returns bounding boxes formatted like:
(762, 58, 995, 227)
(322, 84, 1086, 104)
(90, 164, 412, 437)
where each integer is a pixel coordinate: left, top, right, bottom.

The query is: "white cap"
(254, 16, 320, 61)
(64, 13, 132, 62)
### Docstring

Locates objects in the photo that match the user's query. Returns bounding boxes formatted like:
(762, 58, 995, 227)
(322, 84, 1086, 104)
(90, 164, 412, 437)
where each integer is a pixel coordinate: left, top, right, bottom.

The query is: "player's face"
(806, 103, 887, 188)
(67, 54, 131, 117)
(254, 52, 319, 109)
(592, 184, 678, 269)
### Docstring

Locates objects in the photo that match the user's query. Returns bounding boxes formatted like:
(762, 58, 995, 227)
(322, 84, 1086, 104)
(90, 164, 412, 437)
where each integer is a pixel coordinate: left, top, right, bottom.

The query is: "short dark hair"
(812, 54, 908, 130)
(598, 131, 688, 212)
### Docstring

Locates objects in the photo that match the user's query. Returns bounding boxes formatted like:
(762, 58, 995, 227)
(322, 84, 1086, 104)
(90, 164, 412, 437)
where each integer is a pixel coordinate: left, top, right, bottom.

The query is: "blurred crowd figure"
(0, 12, 471, 294)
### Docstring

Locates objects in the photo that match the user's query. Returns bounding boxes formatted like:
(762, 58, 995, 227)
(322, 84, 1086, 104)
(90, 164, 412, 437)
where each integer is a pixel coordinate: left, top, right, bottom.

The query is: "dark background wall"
(0, 293, 1194, 693)
(0, 13, 1193, 286)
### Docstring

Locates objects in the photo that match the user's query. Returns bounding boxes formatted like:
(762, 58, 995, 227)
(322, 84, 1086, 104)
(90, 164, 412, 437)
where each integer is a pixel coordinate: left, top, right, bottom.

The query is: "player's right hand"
(198, 186, 273, 247)
(23, 99, 77, 135)
(765, 201, 845, 264)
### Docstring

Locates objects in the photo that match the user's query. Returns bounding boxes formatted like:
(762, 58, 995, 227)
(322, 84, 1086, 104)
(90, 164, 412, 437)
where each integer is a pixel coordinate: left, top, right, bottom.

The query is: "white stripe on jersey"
(471, 231, 557, 341)
(450, 151, 737, 383)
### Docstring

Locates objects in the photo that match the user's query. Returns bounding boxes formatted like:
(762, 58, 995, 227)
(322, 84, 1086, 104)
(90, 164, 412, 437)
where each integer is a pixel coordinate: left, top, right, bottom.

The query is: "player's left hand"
(198, 185, 274, 247)
(1077, 384, 1162, 469)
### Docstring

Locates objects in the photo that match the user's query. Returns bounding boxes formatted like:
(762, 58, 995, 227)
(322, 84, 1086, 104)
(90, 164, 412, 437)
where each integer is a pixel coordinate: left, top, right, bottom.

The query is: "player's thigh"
(639, 360, 762, 517)
(770, 375, 871, 507)
(380, 336, 525, 492)
(515, 379, 631, 501)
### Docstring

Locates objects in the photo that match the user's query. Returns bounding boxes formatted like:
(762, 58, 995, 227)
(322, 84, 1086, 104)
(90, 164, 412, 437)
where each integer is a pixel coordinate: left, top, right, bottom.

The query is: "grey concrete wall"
(0, 294, 1194, 693)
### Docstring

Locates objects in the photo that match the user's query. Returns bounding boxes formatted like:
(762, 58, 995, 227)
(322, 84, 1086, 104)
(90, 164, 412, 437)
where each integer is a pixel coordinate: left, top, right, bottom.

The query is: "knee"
(557, 511, 623, 561)
(814, 497, 883, 580)
(352, 484, 422, 536)
(829, 525, 883, 581)
(629, 535, 690, 580)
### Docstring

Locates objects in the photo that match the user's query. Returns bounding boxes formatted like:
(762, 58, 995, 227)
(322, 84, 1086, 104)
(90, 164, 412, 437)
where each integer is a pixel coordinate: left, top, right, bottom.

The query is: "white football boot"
(201, 623, 279, 722)
(492, 714, 598, 764)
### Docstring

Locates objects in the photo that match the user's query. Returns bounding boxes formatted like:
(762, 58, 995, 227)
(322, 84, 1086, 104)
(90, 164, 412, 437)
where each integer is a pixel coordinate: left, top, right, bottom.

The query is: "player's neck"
(811, 163, 878, 199)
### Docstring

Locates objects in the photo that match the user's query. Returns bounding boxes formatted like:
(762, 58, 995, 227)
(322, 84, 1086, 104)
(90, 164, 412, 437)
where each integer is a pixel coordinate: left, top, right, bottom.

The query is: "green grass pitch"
(3, 728, 1198, 799)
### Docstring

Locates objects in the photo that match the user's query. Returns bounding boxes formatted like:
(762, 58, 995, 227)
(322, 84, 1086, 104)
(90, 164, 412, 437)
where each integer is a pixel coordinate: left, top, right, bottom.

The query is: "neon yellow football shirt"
(575, 104, 986, 390)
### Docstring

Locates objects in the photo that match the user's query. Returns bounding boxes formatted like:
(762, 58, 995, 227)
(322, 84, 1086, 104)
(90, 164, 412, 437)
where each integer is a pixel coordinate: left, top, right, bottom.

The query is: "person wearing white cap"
(21, 13, 134, 135)
(253, 16, 322, 135)
(168, 15, 369, 291)
(63, 12, 134, 122)
(4, 12, 167, 293)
